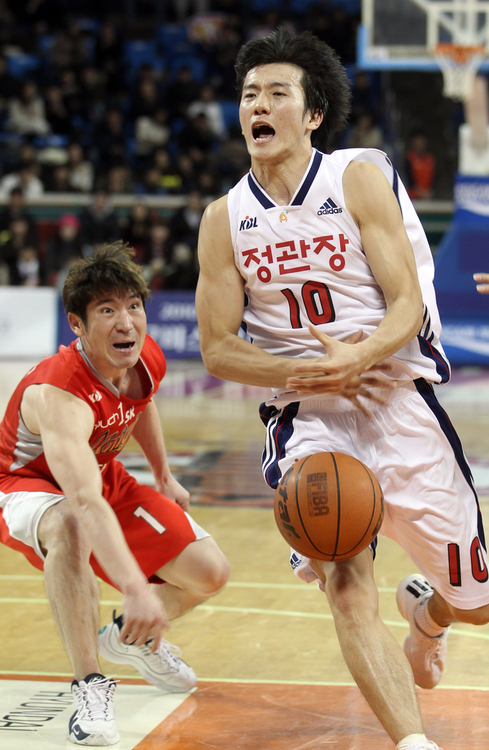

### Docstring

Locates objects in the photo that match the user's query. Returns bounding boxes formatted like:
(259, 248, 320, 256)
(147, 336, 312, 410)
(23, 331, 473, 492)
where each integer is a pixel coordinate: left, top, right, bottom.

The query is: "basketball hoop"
(434, 43, 486, 101)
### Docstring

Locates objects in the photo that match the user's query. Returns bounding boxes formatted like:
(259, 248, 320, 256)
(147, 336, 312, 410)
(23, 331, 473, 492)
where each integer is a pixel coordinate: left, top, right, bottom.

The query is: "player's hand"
(474, 273, 489, 293)
(339, 372, 394, 417)
(286, 326, 377, 392)
(285, 327, 393, 413)
(119, 585, 169, 652)
(156, 474, 191, 512)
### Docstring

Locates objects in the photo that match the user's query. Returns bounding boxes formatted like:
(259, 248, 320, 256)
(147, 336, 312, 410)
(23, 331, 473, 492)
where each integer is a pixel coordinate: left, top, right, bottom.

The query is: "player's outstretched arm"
(24, 383, 168, 649)
(196, 195, 297, 388)
(474, 273, 489, 292)
(131, 399, 190, 511)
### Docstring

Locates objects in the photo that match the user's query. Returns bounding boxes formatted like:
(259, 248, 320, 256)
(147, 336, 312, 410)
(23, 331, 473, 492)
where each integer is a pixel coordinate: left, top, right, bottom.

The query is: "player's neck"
(251, 147, 314, 206)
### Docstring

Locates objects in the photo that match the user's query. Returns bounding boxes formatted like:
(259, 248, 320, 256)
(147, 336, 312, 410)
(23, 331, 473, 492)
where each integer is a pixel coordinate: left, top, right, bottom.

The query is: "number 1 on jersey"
(281, 281, 336, 329)
(133, 506, 167, 535)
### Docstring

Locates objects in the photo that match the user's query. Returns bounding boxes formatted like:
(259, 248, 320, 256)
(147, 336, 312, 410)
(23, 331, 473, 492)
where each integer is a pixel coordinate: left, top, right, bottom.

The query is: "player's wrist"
(121, 573, 149, 597)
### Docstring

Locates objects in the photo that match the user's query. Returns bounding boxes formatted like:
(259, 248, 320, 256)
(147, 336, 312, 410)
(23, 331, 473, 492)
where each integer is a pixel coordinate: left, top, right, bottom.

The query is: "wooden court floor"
(1, 359, 489, 748)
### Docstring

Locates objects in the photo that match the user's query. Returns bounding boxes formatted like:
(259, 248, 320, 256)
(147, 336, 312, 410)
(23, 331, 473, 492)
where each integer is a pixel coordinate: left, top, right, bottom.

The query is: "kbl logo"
(239, 215, 258, 231)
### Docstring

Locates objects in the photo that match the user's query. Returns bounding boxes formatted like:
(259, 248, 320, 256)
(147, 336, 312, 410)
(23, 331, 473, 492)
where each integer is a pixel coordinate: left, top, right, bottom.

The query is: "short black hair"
(235, 28, 351, 151)
(62, 242, 150, 325)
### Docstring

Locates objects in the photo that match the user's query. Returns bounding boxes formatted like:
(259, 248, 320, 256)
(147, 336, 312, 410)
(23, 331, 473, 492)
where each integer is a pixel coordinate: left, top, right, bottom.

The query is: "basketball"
(274, 452, 384, 561)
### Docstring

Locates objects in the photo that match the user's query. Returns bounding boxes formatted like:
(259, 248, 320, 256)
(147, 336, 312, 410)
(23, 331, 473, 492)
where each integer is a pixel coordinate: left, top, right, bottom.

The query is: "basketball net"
(434, 43, 486, 101)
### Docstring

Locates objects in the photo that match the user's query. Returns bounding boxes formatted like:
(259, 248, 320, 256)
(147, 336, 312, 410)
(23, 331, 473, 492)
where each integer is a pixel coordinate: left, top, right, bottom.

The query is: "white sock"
(396, 733, 428, 749)
(415, 596, 447, 637)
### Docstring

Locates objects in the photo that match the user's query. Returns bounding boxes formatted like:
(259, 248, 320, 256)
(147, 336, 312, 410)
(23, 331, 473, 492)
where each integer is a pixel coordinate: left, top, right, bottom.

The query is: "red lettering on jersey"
(339, 233, 349, 252)
(313, 236, 335, 254)
(257, 266, 272, 282)
(243, 233, 351, 283)
(92, 414, 141, 456)
(242, 248, 260, 267)
(276, 240, 311, 275)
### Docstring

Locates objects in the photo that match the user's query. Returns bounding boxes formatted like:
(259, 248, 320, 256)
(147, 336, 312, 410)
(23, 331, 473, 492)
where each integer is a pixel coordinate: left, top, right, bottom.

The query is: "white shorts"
(0, 490, 63, 559)
(0, 489, 208, 562)
(260, 379, 489, 610)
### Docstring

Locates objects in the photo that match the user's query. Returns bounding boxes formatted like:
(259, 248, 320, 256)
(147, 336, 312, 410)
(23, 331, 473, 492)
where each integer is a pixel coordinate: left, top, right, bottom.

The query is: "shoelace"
(76, 677, 117, 721)
(139, 638, 182, 672)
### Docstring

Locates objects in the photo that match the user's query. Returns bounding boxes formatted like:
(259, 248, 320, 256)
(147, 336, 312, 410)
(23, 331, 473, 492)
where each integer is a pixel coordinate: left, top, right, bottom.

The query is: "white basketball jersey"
(227, 147, 450, 404)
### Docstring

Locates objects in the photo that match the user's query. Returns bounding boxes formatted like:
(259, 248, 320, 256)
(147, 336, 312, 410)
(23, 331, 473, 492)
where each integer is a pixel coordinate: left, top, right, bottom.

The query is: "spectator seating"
(6, 53, 41, 81)
(123, 40, 165, 83)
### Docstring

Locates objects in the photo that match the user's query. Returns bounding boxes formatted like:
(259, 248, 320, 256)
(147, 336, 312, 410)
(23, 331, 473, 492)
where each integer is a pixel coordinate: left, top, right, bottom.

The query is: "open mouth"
(252, 124, 275, 142)
(113, 342, 135, 351)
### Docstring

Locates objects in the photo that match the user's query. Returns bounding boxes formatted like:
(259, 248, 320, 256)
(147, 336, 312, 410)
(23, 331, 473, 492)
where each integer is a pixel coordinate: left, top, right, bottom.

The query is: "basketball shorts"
(0, 460, 209, 588)
(260, 378, 489, 610)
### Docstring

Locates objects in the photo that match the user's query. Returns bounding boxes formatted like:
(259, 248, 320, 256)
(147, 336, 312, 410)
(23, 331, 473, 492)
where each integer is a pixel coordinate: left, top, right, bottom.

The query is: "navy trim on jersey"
(248, 173, 274, 209)
(414, 378, 486, 551)
(392, 168, 402, 214)
(247, 150, 322, 210)
(417, 335, 451, 383)
(260, 401, 299, 489)
(292, 150, 323, 206)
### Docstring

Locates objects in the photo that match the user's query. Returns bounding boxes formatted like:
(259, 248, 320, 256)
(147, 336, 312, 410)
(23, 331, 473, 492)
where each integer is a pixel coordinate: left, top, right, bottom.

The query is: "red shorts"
(0, 461, 199, 588)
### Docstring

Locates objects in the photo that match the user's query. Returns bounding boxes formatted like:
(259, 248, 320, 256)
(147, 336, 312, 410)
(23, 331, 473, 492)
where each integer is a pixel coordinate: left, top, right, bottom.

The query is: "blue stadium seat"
(124, 40, 155, 69)
(37, 34, 55, 58)
(123, 40, 165, 83)
(219, 100, 240, 130)
(6, 53, 41, 80)
(344, 63, 357, 82)
(288, 0, 317, 13)
(249, 0, 281, 11)
(157, 23, 188, 49)
(169, 54, 206, 83)
(335, 0, 361, 12)
(83, 36, 96, 66)
(76, 17, 101, 35)
(33, 134, 70, 149)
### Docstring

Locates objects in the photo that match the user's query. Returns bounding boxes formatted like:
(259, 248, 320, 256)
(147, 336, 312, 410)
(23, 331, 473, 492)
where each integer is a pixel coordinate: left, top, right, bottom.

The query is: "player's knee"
(38, 504, 89, 563)
(324, 561, 377, 619)
(453, 603, 489, 626)
(198, 550, 230, 596)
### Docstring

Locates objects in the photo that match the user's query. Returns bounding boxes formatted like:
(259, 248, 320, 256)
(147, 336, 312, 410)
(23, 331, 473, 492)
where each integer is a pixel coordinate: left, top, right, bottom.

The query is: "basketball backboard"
(359, 0, 489, 70)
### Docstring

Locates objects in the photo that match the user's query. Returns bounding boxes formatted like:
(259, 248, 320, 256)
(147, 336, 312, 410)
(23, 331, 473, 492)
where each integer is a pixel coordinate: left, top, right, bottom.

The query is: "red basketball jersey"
(0, 335, 166, 497)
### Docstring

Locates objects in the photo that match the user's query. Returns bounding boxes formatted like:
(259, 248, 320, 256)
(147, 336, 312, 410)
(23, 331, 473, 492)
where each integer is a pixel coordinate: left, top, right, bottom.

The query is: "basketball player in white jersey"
(196, 28, 489, 750)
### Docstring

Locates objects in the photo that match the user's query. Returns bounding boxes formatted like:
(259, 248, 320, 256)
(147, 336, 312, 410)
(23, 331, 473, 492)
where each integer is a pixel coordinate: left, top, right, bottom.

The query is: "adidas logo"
(406, 578, 433, 599)
(290, 552, 302, 569)
(317, 198, 343, 216)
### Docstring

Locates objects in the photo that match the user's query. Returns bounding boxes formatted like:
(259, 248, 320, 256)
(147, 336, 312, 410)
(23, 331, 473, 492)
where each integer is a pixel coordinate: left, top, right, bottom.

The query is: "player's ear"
(308, 108, 323, 131)
(68, 312, 85, 337)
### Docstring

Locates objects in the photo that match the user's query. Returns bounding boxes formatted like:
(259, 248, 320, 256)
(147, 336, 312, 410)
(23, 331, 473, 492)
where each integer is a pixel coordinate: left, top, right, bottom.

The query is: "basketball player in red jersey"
(0, 243, 229, 746)
(196, 28, 489, 750)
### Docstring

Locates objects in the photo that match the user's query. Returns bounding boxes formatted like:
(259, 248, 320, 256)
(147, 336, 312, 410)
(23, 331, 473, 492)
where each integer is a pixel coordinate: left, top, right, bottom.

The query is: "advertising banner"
(57, 290, 201, 359)
(435, 175, 489, 365)
(0, 287, 57, 358)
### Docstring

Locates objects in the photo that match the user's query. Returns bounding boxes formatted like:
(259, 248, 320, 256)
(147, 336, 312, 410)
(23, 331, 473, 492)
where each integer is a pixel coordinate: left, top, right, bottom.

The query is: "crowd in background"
(0, 0, 436, 290)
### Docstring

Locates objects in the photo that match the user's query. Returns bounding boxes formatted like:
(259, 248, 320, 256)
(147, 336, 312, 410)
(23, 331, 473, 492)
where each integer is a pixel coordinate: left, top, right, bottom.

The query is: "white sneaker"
(98, 611, 197, 692)
(397, 574, 449, 689)
(68, 673, 119, 746)
(399, 743, 442, 750)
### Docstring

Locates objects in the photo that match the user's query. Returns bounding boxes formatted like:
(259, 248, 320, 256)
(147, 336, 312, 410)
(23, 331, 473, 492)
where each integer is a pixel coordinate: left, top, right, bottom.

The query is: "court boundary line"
(0, 673, 488, 691)
(2, 597, 488, 641)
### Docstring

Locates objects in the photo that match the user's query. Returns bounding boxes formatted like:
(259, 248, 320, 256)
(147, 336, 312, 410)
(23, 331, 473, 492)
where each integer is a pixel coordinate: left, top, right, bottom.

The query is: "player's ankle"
(415, 598, 447, 637)
(396, 733, 428, 749)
